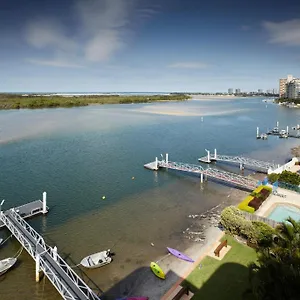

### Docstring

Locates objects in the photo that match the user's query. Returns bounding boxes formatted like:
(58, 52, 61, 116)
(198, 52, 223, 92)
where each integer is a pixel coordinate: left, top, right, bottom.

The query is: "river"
(0, 97, 299, 299)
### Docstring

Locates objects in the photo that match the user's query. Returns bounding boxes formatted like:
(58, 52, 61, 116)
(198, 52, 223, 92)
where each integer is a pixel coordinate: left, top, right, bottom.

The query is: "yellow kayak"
(150, 262, 166, 279)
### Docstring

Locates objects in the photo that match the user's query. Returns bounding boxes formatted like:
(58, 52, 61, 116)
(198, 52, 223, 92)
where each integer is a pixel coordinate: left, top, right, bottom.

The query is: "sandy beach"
(190, 94, 238, 100)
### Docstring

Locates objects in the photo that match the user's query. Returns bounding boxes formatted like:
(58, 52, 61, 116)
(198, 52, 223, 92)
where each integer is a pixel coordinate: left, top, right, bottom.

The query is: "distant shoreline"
(0, 93, 190, 110)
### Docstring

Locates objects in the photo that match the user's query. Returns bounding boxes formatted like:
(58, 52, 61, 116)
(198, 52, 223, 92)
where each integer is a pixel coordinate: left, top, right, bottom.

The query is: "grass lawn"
(182, 235, 257, 300)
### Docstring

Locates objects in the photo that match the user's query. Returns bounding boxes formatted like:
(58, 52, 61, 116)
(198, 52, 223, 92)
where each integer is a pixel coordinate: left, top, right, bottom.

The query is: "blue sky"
(1, 0, 300, 92)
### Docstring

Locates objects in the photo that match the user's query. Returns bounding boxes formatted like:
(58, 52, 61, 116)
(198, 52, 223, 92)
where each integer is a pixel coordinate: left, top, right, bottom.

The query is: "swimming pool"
(268, 205, 300, 222)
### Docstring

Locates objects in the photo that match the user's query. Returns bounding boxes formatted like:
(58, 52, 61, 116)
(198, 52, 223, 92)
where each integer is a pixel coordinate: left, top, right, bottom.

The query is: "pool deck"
(256, 187, 300, 217)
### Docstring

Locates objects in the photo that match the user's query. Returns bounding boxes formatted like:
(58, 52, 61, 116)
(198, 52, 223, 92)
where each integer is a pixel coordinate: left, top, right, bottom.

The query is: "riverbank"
(0, 94, 189, 109)
(105, 188, 247, 300)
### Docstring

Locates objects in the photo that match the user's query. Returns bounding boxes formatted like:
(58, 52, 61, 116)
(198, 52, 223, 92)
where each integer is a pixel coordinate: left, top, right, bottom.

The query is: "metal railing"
(159, 161, 257, 190)
(0, 209, 100, 300)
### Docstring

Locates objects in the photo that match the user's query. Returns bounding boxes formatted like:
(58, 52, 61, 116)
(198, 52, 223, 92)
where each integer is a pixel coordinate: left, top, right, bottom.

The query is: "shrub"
(252, 221, 275, 247)
(279, 171, 300, 186)
(220, 206, 257, 243)
(268, 173, 280, 184)
(238, 195, 255, 213)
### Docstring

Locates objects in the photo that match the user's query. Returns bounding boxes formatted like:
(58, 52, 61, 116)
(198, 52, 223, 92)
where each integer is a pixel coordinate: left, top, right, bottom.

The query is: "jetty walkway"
(0, 193, 100, 300)
(145, 155, 257, 191)
(198, 148, 279, 173)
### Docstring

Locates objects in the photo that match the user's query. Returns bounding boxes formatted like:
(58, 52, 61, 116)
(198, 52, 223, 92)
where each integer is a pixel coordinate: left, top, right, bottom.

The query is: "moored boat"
(0, 257, 17, 276)
(80, 249, 112, 269)
(167, 247, 194, 262)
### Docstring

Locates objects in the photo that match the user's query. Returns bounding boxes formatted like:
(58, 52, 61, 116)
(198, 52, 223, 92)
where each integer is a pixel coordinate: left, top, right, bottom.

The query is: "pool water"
(268, 205, 300, 222)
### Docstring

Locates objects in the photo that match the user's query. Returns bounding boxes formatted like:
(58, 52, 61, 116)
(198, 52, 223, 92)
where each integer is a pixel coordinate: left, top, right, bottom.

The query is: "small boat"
(150, 262, 165, 279)
(0, 257, 17, 276)
(167, 247, 194, 262)
(80, 249, 112, 269)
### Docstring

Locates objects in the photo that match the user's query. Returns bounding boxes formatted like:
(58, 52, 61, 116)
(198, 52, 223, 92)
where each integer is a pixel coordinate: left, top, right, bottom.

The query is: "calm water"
(268, 205, 300, 222)
(0, 97, 299, 299)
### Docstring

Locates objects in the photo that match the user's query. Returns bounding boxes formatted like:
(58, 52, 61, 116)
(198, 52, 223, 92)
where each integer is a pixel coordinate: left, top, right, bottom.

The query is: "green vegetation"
(220, 206, 275, 246)
(238, 186, 272, 213)
(183, 235, 257, 300)
(268, 170, 300, 185)
(0, 93, 190, 110)
(249, 217, 300, 299)
(275, 97, 300, 105)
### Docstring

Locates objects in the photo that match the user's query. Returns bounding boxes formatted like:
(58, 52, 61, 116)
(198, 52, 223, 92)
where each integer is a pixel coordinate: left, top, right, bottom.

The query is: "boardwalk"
(0, 208, 100, 300)
(159, 161, 257, 191)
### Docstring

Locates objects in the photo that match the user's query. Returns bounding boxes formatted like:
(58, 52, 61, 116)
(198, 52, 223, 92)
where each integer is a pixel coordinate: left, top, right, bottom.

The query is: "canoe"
(167, 247, 194, 262)
(80, 249, 112, 269)
(0, 257, 17, 276)
(150, 262, 165, 279)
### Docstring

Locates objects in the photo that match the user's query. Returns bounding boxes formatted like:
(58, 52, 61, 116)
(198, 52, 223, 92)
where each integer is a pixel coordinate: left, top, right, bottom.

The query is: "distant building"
(235, 89, 241, 94)
(228, 88, 233, 94)
(286, 79, 300, 99)
(279, 74, 294, 97)
(258, 89, 263, 93)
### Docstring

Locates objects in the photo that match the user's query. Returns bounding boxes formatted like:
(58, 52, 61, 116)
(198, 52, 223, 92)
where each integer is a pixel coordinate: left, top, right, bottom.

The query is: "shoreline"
(110, 188, 247, 300)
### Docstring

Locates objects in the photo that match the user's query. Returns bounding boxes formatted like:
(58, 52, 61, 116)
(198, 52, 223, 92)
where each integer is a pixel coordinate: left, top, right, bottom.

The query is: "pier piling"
(42, 192, 47, 214)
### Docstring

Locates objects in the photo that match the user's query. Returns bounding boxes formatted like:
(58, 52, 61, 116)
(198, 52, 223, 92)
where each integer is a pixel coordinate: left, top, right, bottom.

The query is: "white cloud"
(25, 0, 156, 67)
(27, 59, 84, 68)
(168, 62, 209, 69)
(263, 19, 300, 46)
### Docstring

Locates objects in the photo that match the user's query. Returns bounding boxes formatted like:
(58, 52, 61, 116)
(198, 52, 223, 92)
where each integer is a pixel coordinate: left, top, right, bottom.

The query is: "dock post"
(155, 157, 158, 170)
(200, 173, 203, 183)
(256, 127, 259, 138)
(42, 192, 47, 214)
(276, 121, 279, 128)
(36, 254, 41, 282)
(166, 153, 169, 164)
(214, 149, 217, 159)
(53, 246, 58, 262)
(205, 149, 211, 163)
(287, 126, 289, 135)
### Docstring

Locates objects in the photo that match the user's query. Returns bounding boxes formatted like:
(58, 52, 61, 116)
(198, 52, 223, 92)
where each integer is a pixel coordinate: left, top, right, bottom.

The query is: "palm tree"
(249, 217, 300, 300)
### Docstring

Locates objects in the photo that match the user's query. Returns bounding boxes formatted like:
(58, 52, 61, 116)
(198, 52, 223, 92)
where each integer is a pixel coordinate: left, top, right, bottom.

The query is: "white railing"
(159, 161, 257, 190)
(0, 209, 100, 300)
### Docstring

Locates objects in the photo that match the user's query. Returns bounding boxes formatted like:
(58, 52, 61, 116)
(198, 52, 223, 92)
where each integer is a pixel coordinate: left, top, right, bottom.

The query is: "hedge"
(220, 206, 275, 246)
(238, 195, 255, 213)
(238, 186, 272, 213)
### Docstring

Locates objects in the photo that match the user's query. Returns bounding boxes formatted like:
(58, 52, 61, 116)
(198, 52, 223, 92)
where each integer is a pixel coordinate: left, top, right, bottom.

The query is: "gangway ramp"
(0, 208, 100, 300)
(198, 149, 280, 173)
(144, 154, 258, 191)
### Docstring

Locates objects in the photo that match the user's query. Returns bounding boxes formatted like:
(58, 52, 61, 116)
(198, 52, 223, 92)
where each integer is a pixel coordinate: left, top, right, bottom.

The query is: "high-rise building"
(235, 88, 241, 94)
(228, 88, 233, 94)
(287, 79, 300, 99)
(279, 75, 294, 97)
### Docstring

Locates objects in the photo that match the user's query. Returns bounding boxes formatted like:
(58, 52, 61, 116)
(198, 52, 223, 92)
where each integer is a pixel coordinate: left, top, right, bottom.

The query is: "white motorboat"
(0, 257, 17, 276)
(80, 249, 112, 269)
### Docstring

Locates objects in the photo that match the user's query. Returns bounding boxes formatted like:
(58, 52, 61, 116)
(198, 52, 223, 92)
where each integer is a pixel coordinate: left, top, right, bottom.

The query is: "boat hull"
(0, 257, 17, 276)
(150, 262, 165, 279)
(167, 247, 194, 262)
(81, 250, 112, 269)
